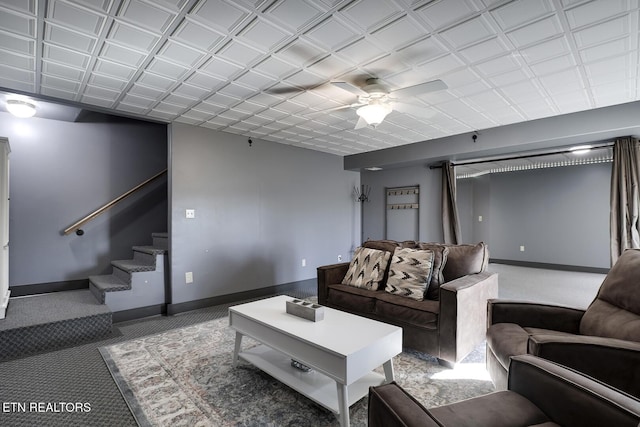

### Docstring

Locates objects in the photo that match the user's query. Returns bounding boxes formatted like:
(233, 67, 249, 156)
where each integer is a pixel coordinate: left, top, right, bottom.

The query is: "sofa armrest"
(368, 382, 442, 427)
(488, 300, 584, 333)
(528, 334, 640, 398)
(509, 355, 640, 426)
(316, 262, 349, 305)
(438, 271, 499, 364)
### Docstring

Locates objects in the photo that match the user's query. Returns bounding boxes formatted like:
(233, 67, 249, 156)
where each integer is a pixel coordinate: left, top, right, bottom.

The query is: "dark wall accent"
(166, 279, 316, 316)
(8, 279, 89, 297)
(490, 259, 609, 274)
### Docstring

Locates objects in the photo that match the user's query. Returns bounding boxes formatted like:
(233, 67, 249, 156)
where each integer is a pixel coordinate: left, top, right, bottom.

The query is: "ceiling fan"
(311, 77, 448, 129)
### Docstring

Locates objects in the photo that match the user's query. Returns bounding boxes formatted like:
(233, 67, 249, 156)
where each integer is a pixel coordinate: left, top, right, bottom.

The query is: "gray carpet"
(0, 287, 316, 427)
(0, 266, 608, 426)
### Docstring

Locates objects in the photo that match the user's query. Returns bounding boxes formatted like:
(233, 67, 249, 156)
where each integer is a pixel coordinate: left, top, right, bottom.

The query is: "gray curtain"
(442, 161, 461, 244)
(610, 137, 640, 265)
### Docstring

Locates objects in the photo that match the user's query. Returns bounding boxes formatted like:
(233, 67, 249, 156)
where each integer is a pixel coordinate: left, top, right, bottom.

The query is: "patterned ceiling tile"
(117, 0, 176, 33)
(45, 23, 97, 53)
(171, 18, 226, 51)
(490, 0, 554, 31)
(459, 37, 510, 63)
(3, 0, 640, 157)
(157, 40, 206, 68)
(238, 17, 292, 51)
(108, 21, 159, 52)
(506, 16, 564, 48)
(304, 16, 359, 50)
(88, 73, 129, 91)
(440, 15, 496, 49)
(48, 0, 106, 36)
(339, 0, 403, 32)
(189, 0, 250, 33)
(564, 0, 628, 29)
(571, 16, 629, 48)
(0, 5, 36, 38)
(264, 0, 325, 32)
(371, 15, 424, 51)
(414, 0, 477, 31)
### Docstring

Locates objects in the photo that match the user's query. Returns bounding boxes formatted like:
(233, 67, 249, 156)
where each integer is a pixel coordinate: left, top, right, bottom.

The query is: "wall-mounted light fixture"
(354, 184, 370, 203)
(6, 99, 36, 118)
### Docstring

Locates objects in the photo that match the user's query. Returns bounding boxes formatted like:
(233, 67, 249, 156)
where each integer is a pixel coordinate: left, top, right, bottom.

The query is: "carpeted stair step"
(111, 258, 156, 274)
(89, 274, 130, 304)
(132, 245, 167, 256)
(152, 232, 168, 250)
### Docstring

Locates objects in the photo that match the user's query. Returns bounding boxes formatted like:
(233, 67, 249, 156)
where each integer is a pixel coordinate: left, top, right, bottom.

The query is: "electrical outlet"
(301, 258, 306, 267)
(186, 209, 195, 219)
(478, 215, 483, 222)
(185, 271, 193, 283)
(520, 245, 525, 252)
(337, 255, 342, 262)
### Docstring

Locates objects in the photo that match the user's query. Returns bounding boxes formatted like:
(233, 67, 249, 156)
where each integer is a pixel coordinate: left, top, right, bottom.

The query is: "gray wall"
(1, 112, 167, 287)
(458, 162, 611, 268)
(361, 165, 443, 243)
(169, 123, 359, 305)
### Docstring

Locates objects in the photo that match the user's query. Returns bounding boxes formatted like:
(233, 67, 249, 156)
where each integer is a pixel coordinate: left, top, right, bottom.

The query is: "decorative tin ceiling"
(0, 0, 638, 156)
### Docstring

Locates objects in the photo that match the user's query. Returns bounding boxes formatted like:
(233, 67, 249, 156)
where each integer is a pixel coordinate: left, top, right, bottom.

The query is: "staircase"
(0, 232, 168, 361)
(89, 232, 168, 312)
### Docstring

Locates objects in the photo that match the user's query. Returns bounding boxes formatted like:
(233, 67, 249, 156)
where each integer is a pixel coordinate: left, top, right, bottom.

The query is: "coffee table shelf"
(239, 344, 385, 413)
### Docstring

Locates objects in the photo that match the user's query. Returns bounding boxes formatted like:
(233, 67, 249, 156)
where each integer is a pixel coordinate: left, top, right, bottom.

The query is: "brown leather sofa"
(368, 354, 640, 427)
(486, 248, 640, 397)
(317, 239, 498, 366)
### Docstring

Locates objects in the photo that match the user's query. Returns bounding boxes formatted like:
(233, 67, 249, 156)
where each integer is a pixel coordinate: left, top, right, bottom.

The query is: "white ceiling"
(0, 0, 638, 156)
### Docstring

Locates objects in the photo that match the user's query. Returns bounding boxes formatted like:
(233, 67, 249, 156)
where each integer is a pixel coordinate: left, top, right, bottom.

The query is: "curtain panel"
(610, 137, 640, 265)
(441, 161, 461, 244)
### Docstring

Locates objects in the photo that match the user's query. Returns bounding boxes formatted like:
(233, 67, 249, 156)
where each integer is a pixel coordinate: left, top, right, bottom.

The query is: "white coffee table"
(229, 295, 402, 426)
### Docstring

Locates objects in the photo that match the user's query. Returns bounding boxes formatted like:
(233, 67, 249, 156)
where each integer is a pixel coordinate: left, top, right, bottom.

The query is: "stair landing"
(0, 290, 112, 361)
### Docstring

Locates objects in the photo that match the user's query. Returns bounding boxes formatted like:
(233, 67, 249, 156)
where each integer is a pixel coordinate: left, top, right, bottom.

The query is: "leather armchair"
(368, 355, 640, 427)
(486, 249, 640, 397)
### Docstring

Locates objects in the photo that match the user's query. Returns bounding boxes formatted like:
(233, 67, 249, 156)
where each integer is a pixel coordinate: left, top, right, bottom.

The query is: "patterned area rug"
(100, 317, 494, 426)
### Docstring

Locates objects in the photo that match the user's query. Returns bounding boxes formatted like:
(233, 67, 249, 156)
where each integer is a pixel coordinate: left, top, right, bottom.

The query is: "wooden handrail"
(64, 169, 167, 236)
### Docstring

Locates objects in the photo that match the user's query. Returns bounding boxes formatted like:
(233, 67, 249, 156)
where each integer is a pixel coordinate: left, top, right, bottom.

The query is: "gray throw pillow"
(385, 248, 434, 301)
(342, 247, 391, 290)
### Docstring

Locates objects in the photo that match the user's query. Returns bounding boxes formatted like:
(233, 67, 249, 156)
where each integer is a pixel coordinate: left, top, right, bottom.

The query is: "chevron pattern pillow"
(385, 248, 434, 301)
(342, 247, 391, 290)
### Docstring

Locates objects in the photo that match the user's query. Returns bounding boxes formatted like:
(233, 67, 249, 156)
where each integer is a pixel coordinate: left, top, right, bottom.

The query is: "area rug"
(100, 317, 494, 426)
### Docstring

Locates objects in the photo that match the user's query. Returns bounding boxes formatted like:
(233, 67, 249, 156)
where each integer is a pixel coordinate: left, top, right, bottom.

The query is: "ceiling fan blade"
(304, 102, 365, 117)
(391, 79, 447, 98)
(331, 81, 368, 96)
(393, 102, 437, 118)
(354, 116, 369, 129)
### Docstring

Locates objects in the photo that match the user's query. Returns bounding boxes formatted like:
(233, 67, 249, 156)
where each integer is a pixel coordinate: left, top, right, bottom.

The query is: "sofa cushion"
(374, 292, 438, 329)
(580, 249, 640, 342)
(417, 243, 450, 300)
(429, 390, 551, 427)
(486, 323, 530, 370)
(487, 323, 577, 370)
(326, 284, 377, 315)
(441, 242, 489, 282)
(385, 248, 434, 301)
(342, 246, 391, 290)
(363, 239, 402, 253)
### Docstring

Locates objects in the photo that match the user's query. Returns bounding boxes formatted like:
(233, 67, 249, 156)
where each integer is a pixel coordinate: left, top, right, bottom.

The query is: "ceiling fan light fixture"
(6, 99, 36, 118)
(356, 103, 392, 127)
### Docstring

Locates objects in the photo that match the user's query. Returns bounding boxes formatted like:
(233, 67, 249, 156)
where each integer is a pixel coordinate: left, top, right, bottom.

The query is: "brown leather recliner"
(486, 248, 640, 397)
(368, 355, 640, 427)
